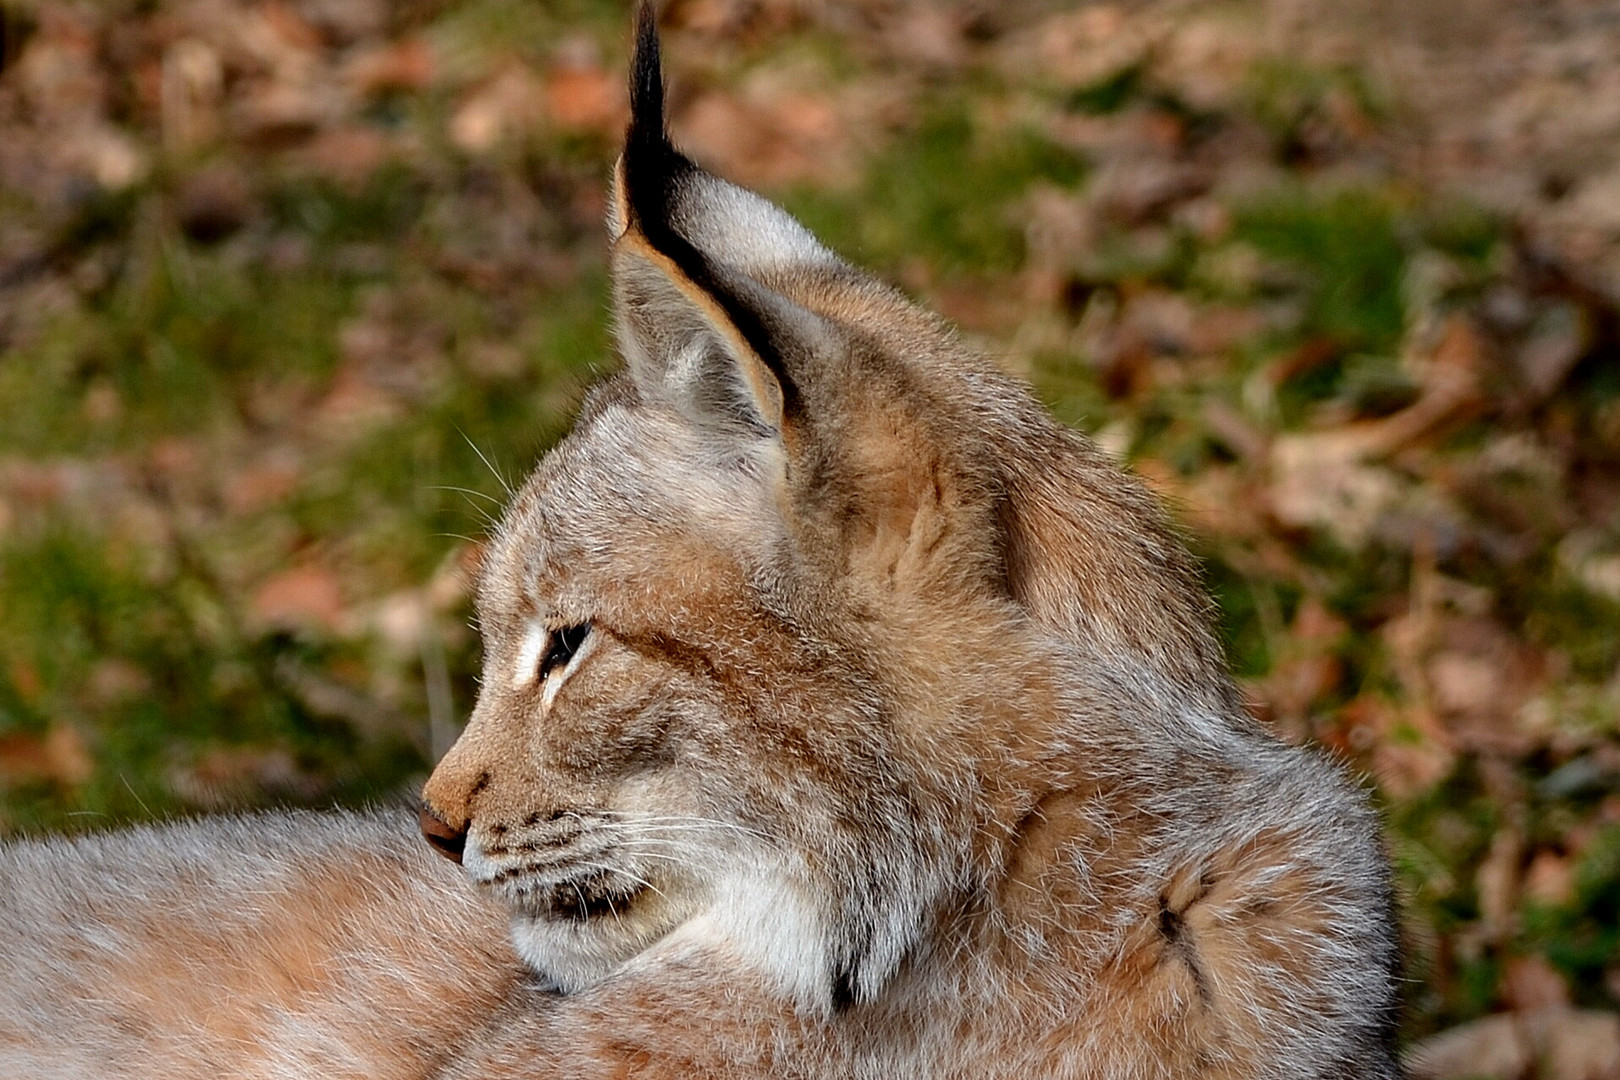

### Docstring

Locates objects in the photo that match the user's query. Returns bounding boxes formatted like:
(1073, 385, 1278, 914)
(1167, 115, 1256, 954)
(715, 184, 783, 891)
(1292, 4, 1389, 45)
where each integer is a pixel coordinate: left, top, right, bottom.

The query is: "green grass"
(784, 99, 1086, 277)
(1233, 186, 1408, 354)
(0, 151, 609, 832)
(1525, 825, 1620, 1006)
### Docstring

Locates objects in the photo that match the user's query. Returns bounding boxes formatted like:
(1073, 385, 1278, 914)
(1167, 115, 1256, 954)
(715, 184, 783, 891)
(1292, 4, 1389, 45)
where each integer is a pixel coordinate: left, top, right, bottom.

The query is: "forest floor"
(3, 0, 1620, 1073)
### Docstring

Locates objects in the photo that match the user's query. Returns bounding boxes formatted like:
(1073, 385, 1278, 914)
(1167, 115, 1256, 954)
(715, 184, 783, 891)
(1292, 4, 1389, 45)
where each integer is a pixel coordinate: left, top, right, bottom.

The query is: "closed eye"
(539, 622, 591, 684)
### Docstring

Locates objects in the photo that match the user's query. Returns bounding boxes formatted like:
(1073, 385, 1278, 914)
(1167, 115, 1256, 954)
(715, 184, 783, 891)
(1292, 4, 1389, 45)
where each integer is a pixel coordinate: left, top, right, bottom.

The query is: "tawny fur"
(0, 9, 1400, 1078)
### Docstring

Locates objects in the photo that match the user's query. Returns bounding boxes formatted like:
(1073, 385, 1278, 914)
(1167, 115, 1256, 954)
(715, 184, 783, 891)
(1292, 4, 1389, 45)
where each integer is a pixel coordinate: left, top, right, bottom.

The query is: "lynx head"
(420, 4, 1234, 1015)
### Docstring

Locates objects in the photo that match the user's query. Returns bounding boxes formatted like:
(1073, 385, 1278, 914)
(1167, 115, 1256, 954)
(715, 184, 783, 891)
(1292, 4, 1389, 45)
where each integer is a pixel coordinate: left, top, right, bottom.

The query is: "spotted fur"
(0, 7, 1400, 1077)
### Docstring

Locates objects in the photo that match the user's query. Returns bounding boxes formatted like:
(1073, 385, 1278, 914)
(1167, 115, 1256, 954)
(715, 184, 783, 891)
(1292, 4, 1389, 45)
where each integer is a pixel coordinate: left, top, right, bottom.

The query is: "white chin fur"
(507, 865, 838, 1012)
(668, 867, 836, 1013)
(507, 876, 706, 994)
(510, 912, 647, 994)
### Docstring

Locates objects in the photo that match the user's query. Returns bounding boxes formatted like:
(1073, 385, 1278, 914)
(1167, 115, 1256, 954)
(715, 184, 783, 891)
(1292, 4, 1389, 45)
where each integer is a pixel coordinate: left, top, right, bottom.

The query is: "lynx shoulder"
(0, 7, 1400, 1078)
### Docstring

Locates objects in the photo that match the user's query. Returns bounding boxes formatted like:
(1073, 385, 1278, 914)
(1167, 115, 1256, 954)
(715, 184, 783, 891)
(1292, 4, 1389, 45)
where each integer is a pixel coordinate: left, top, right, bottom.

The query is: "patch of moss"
(1233, 186, 1409, 359)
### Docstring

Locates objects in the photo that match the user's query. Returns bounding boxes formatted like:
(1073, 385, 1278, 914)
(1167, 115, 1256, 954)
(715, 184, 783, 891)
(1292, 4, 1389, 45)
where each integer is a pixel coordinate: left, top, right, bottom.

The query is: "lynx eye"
(538, 623, 591, 685)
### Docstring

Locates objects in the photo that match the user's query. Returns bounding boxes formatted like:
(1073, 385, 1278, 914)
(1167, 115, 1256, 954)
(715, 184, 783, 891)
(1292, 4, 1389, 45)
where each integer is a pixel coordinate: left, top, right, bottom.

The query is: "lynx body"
(0, 10, 1400, 1078)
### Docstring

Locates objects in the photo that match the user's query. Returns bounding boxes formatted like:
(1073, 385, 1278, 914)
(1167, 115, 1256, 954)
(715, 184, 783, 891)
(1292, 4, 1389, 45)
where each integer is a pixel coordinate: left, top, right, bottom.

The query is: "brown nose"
(418, 804, 466, 864)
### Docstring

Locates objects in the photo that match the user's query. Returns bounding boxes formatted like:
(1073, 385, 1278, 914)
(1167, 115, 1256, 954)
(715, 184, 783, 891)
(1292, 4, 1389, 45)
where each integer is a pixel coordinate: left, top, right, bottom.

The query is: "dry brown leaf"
(1263, 652, 1341, 729)
(1526, 1010, 1620, 1080)
(1368, 709, 1455, 800)
(1269, 430, 1405, 548)
(161, 38, 225, 151)
(1156, 14, 1264, 111)
(1200, 399, 1267, 462)
(1406, 1013, 1530, 1080)
(544, 62, 624, 136)
(1377, 316, 1485, 449)
(1424, 619, 1547, 757)
(1186, 305, 1265, 355)
(7, 659, 43, 702)
(237, 80, 331, 144)
(12, 8, 108, 126)
(1476, 825, 1524, 942)
(1503, 955, 1573, 1014)
(1018, 5, 1156, 90)
(0, 727, 94, 788)
(1176, 465, 1266, 540)
(251, 563, 346, 632)
(1523, 850, 1577, 908)
(1429, 650, 1507, 721)
(882, 4, 970, 69)
(1089, 157, 1208, 226)
(345, 38, 436, 97)
(261, 1, 324, 53)
(300, 125, 390, 186)
(1268, 318, 1490, 550)
(676, 83, 846, 188)
(86, 658, 151, 706)
(147, 437, 203, 485)
(311, 368, 403, 435)
(1565, 171, 1620, 235)
(166, 746, 321, 809)
(1517, 302, 1588, 402)
(1409, 1009, 1620, 1080)
(370, 589, 432, 655)
(449, 65, 545, 154)
(1252, 597, 1348, 735)
(223, 457, 301, 515)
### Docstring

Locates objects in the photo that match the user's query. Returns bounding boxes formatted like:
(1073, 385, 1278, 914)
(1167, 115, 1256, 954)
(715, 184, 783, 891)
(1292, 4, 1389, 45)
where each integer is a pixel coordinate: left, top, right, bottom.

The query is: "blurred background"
(2, 0, 1619, 1072)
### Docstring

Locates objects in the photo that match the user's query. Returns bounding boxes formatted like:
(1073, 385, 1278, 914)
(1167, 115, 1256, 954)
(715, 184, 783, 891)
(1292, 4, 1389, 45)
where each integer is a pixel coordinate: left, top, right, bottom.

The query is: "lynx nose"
(418, 804, 466, 864)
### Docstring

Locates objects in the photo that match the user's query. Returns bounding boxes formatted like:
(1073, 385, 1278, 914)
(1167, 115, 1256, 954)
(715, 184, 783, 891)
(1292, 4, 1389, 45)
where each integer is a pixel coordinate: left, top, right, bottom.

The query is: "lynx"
(0, 8, 1400, 1077)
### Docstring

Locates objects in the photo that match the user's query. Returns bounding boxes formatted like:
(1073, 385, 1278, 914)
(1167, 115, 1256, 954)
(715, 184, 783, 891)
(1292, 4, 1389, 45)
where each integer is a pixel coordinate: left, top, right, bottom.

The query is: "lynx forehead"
(413, 6, 1401, 1076)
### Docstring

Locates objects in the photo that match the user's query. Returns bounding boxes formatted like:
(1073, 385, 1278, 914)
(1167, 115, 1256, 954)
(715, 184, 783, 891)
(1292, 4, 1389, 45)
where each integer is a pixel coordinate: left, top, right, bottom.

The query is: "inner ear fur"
(609, 6, 829, 445)
(612, 232, 788, 437)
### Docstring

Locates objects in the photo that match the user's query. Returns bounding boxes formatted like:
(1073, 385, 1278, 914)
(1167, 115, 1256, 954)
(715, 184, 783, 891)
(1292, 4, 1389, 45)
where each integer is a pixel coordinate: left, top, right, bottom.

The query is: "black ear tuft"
(623, 2, 693, 238)
(617, 2, 804, 420)
(627, 3, 672, 184)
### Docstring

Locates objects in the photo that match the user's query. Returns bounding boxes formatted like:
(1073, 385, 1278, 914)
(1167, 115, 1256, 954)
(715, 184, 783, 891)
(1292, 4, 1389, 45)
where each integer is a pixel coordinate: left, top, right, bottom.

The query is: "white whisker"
(591, 812, 772, 842)
(574, 860, 670, 905)
(457, 427, 514, 497)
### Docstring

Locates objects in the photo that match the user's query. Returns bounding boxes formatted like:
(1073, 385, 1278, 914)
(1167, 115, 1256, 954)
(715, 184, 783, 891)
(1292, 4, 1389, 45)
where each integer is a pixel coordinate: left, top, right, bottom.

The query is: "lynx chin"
(0, 6, 1400, 1078)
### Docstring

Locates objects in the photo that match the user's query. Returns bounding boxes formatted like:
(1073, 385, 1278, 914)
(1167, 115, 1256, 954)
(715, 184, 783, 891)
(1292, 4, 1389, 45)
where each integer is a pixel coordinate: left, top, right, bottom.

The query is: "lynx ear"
(610, 5, 831, 440)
